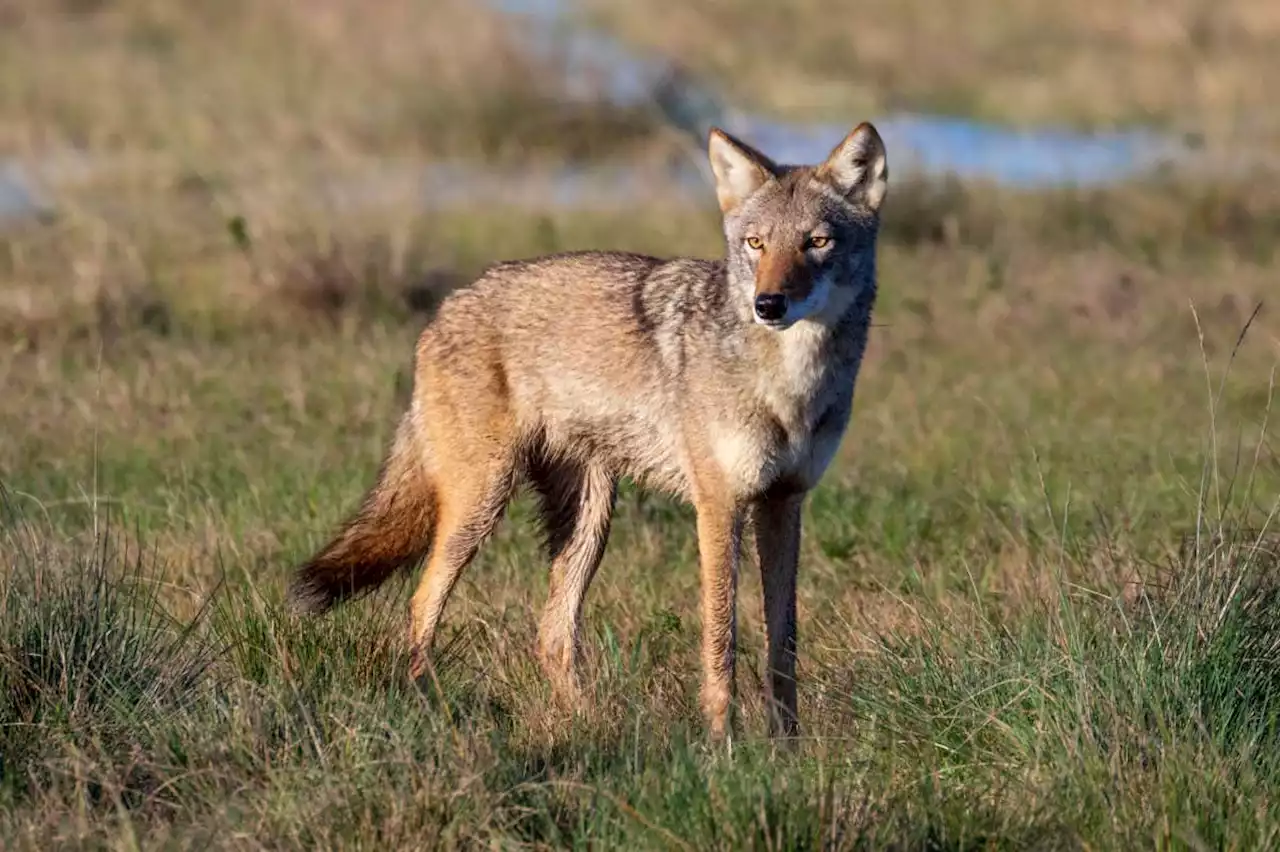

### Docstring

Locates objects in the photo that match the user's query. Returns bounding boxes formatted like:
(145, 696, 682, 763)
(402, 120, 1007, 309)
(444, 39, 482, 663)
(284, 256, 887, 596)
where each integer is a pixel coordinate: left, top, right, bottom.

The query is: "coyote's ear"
(708, 127, 779, 215)
(817, 122, 888, 211)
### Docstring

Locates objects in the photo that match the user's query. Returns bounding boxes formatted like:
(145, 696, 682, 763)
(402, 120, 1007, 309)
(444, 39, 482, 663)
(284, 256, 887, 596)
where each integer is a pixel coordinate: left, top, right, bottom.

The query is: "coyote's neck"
(738, 328, 824, 447)
(750, 282, 871, 426)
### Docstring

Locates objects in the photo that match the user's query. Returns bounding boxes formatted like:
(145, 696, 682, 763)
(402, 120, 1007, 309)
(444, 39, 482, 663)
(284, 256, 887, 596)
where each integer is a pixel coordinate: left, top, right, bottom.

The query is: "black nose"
(754, 293, 788, 322)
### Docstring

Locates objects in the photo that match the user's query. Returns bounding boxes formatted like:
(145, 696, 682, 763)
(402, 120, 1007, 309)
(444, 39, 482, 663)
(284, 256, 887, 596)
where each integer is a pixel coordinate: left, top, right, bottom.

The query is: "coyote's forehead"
(727, 168, 877, 241)
(707, 122, 888, 249)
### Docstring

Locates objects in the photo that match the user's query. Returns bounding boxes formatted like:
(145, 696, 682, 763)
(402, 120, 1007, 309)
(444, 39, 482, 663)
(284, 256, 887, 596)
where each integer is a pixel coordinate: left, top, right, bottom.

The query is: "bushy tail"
(288, 416, 436, 614)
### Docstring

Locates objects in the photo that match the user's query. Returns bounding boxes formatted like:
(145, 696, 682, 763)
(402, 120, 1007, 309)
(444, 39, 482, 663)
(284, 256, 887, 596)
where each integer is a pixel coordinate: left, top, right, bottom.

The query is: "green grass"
(3, 488, 1279, 847)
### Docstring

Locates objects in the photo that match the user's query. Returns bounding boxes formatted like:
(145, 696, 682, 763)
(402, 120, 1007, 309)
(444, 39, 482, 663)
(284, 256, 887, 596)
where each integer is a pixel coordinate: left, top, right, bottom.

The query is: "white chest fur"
(711, 321, 848, 497)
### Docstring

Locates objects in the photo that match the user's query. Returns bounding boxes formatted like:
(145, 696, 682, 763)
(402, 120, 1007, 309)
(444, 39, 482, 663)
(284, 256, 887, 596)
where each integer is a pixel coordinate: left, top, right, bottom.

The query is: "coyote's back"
(289, 121, 890, 742)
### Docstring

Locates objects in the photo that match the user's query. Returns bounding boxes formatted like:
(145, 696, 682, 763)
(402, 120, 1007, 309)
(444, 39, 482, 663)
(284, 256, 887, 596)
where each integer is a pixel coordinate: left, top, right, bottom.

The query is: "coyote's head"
(708, 123, 888, 330)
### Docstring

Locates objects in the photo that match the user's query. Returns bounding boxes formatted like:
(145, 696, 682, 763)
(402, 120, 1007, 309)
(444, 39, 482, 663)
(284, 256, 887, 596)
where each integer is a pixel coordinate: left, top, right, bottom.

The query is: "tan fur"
(288, 123, 890, 741)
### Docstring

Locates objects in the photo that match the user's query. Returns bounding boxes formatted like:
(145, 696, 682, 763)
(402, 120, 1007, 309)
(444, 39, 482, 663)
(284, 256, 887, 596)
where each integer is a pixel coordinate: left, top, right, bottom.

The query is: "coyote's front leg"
(751, 488, 804, 740)
(694, 489, 745, 741)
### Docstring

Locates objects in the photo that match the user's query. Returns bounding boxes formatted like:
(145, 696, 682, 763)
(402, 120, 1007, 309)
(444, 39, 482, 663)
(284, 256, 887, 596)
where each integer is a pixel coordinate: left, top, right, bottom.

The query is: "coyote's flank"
(289, 122, 889, 740)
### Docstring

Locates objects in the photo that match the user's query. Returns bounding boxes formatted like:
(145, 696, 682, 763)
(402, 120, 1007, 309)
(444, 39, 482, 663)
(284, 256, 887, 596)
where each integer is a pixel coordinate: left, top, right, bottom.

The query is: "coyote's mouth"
(752, 274, 834, 330)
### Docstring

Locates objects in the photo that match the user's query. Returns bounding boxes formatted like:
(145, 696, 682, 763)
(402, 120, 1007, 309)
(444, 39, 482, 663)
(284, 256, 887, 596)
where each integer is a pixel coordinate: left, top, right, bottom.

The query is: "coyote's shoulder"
(289, 122, 891, 742)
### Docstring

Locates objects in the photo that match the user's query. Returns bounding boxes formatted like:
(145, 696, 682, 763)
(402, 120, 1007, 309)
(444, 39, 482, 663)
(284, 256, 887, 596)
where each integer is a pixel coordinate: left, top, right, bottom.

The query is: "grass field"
(4, 1, 1280, 849)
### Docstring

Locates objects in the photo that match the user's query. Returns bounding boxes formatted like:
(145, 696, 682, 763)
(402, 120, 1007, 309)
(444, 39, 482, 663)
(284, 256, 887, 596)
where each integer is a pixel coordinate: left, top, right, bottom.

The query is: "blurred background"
(2, 0, 1278, 329)
(2, 0, 1279, 321)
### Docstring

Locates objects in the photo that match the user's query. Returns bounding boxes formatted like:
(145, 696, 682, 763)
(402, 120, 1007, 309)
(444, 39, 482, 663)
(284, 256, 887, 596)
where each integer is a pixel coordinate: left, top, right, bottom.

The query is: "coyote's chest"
(710, 324, 852, 497)
(709, 411, 845, 498)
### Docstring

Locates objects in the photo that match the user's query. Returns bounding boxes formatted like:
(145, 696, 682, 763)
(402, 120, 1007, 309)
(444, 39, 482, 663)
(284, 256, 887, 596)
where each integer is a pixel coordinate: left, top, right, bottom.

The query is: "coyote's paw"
(407, 645, 431, 682)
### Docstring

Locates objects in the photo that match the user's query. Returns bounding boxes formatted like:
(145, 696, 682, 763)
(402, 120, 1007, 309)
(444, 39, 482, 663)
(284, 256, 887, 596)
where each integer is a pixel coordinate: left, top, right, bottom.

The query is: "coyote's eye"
(806, 236, 831, 249)
(745, 236, 764, 251)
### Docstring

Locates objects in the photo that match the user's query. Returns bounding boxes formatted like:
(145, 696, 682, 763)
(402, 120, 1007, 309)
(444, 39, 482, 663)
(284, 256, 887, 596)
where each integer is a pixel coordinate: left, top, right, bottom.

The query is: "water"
(0, 163, 51, 223)
(0, 0, 1196, 227)
(725, 114, 1182, 188)
(489, 0, 1187, 187)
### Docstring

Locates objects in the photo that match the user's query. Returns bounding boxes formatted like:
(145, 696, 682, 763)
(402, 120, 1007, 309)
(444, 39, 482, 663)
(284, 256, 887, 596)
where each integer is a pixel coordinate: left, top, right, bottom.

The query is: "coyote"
(289, 123, 889, 740)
